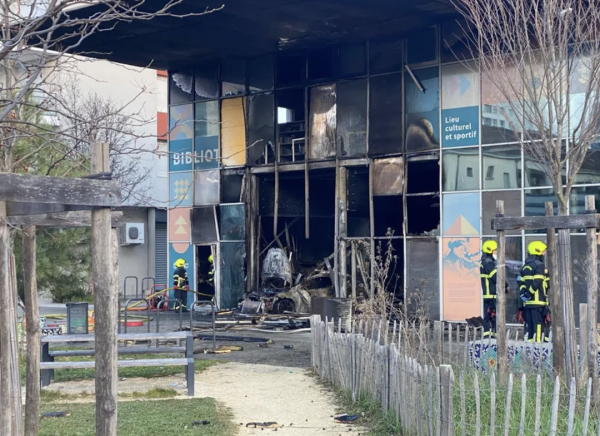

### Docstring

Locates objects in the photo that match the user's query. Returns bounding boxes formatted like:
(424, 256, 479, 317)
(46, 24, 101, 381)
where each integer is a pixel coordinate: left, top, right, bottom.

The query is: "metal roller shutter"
(154, 223, 168, 287)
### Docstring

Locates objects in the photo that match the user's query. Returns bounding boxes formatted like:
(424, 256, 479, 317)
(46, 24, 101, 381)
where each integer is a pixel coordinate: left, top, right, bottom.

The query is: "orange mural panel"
(442, 237, 481, 321)
(221, 97, 247, 167)
(168, 208, 191, 242)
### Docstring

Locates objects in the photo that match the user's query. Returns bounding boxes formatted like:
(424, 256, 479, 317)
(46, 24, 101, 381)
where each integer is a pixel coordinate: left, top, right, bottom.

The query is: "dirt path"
(196, 362, 363, 435)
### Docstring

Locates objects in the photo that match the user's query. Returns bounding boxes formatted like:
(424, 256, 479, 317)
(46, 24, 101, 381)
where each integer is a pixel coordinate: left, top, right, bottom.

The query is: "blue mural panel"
(168, 242, 195, 308)
(169, 104, 193, 172)
(194, 136, 219, 170)
(442, 106, 480, 148)
(442, 192, 480, 235)
(169, 172, 193, 208)
(195, 101, 219, 170)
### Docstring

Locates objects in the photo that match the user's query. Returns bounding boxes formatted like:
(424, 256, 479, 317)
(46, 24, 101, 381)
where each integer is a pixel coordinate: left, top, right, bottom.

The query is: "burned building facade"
(59, 0, 600, 322)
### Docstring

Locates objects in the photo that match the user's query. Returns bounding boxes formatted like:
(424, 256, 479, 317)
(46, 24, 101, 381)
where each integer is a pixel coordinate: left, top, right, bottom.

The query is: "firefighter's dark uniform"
(173, 267, 189, 310)
(480, 253, 508, 337)
(519, 256, 548, 342)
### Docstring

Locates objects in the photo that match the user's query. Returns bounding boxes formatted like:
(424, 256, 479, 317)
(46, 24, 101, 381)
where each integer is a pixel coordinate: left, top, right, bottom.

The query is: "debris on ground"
(258, 343, 270, 348)
(192, 420, 210, 427)
(245, 422, 279, 429)
(283, 345, 294, 349)
(333, 414, 362, 423)
(42, 412, 70, 418)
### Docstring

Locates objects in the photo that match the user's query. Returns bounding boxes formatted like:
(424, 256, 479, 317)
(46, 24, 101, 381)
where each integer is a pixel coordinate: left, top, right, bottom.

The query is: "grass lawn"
(39, 398, 236, 436)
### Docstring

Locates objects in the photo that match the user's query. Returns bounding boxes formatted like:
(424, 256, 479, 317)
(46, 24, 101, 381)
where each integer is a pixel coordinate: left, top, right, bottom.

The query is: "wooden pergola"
(0, 143, 122, 436)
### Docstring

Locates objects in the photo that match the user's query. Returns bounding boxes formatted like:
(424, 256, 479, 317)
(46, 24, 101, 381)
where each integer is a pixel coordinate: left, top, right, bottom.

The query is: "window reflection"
(569, 186, 600, 215)
(482, 191, 522, 235)
(337, 79, 367, 157)
(442, 147, 479, 191)
(524, 144, 566, 187)
(573, 150, 600, 185)
(222, 60, 246, 97)
(481, 66, 522, 144)
(406, 67, 440, 151)
(524, 188, 557, 216)
(481, 145, 522, 189)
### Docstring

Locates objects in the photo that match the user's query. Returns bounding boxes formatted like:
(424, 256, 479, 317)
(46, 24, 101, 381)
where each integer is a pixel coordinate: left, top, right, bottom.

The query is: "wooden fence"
(311, 315, 600, 436)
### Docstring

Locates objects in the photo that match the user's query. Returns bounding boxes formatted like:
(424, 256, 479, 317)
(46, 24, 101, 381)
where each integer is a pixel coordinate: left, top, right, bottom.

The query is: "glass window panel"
(482, 145, 522, 190)
(483, 236, 524, 322)
(276, 53, 305, 87)
(194, 63, 219, 100)
(524, 144, 566, 187)
(169, 104, 194, 172)
(220, 242, 246, 309)
(221, 98, 247, 167)
(571, 235, 600, 324)
(369, 38, 403, 75)
(194, 101, 219, 170)
(337, 79, 367, 158)
(405, 67, 440, 151)
(194, 170, 219, 205)
(569, 186, 600, 215)
(441, 19, 473, 63)
(248, 93, 275, 165)
(369, 73, 403, 156)
(574, 150, 600, 185)
(222, 59, 246, 97)
(169, 70, 193, 105)
(220, 204, 245, 241)
(568, 56, 600, 142)
(481, 65, 522, 144)
(441, 62, 480, 148)
(308, 47, 334, 81)
(442, 192, 480, 235)
(482, 191, 522, 235)
(191, 206, 218, 244)
(407, 27, 438, 65)
(407, 155, 439, 194)
(525, 189, 558, 233)
(442, 147, 479, 191)
(249, 55, 274, 93)
(406, 238, 440, 320)
(308, 84, 336, 159)
(277, 88, 306, 164)
(337, 43, 366, 77)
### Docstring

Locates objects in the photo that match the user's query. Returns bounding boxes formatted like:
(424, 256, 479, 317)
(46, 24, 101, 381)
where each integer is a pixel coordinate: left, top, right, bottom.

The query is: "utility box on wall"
(121, 223, 145, 245)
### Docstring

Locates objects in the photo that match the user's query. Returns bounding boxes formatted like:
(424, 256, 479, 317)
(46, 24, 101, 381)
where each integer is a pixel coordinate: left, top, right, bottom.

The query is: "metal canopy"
(53, 0, 457, 70)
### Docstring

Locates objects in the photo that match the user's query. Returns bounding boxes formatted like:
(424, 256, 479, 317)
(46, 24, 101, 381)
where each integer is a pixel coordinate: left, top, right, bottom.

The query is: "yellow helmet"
(482, 240, 498, 254)
(208, 254, 213, 263)
(528, 241, 547, 256)
(175, 258, 185, 268)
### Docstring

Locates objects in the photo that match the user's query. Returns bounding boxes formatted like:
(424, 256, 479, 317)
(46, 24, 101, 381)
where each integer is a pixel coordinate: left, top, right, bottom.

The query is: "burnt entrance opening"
(374, 195, 403, 236)
(347, 167, 370, 237)
(257, 169, 335, 289)
(196, 245, 215, 301)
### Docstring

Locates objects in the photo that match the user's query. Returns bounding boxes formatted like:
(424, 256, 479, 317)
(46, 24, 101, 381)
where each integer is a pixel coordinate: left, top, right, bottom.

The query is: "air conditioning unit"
(120, 223, 145, 246)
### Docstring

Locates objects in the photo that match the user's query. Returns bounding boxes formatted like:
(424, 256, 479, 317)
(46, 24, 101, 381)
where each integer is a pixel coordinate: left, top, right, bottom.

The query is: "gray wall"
(118, 207, 150, 299)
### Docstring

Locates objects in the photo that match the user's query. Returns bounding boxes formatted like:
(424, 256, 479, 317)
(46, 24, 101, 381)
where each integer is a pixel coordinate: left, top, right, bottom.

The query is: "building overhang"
(53, 0, 458, 71)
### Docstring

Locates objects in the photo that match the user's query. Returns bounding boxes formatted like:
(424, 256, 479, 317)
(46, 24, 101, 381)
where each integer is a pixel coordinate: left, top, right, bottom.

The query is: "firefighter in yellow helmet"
(480, 240, 509, 338)
(173, 258, 189, 312)
(519, 241, 549, 342)
(208, 254, 214, 284)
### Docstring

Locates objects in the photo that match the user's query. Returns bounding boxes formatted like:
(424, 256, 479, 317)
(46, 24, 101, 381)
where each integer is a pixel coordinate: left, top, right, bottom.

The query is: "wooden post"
(558, 227, 578, 382)
(0, 201, 13, 435)
(304, 161, 310, 239)
(338, 167, 348, 298)
(440, 364, 454, 436)
(585, 195, 598, 399)
(495, 200, 508, 384)
(23, 226, 40, 436)
(546, 202, 564, 379)
(92, 143, 118, 436)
(351, 242, 357, 302)
(580, 303, 589, 387)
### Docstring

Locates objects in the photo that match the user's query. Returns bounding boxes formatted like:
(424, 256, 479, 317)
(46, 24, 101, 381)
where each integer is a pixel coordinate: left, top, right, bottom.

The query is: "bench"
(41, 332, 195, 396)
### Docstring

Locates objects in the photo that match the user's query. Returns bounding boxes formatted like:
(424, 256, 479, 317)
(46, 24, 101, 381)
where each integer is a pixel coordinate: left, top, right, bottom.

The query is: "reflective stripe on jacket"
(520, 256, 547, 307)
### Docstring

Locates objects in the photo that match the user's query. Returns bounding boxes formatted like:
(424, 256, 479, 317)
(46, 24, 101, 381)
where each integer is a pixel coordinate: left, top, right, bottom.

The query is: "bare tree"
(452, 0, 600, 383)
(0, 2, 223, 435)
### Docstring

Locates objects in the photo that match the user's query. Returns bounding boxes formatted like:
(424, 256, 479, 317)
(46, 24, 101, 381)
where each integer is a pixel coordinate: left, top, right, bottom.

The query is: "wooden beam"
(0, 172, 121, 207)
(6, 202, 90, 216)
(23, 226, 40, 436)
(91, 143, 118, 436)
(495, 200, 508, 385)
(7, 211, 123, 228)
(492, 214, 600, 231)
(0, 201, 12, 434)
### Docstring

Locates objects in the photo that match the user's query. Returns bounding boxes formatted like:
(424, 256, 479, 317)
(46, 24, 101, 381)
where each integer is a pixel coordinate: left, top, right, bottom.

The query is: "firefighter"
(519, 241, 549, 342)
(480, 240, 509, 338)
(173, 258, 189, 312)
(208, 254, 214, 284)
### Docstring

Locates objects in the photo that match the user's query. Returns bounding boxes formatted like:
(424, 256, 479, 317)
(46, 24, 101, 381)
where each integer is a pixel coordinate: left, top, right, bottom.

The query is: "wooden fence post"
(546, 202, 564, 379)
(580, 303, 589, 388)
(0, 201, 12, 435)
(92, 143, 118, 436)
(496, 200, 508, 384)
(440, 364, 454, 436)
(23, 226, 40, 436)
(585, 195, 598, 400)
